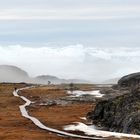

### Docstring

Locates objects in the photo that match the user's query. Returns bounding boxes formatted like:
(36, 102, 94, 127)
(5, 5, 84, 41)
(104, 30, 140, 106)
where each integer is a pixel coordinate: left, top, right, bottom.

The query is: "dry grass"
(0, 83, 81, 140)
(29, 103, 94, 129)
(0, 83, 138, 140)
(22, 85, 67, 100)
(22, 86, 94, 129)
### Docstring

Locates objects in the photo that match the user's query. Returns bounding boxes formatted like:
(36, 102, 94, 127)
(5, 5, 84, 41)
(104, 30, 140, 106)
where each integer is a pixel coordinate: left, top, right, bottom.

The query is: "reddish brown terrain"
(0, 83, 138, 140)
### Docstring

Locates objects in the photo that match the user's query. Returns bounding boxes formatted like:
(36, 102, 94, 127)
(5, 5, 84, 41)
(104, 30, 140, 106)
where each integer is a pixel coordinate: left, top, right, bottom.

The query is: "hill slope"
(0, 65, 90, 84)
(0, 65, 29, 82)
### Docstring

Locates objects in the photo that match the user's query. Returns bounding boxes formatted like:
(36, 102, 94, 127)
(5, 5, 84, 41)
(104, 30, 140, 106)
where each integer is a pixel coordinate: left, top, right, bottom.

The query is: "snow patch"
(67, 90, 104, 98)
(64, 122, 140, 139)
(80, 117, 87, 120)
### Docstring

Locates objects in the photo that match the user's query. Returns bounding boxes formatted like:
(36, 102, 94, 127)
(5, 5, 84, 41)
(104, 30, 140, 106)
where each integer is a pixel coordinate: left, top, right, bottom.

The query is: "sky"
(0, 0, 140, 82)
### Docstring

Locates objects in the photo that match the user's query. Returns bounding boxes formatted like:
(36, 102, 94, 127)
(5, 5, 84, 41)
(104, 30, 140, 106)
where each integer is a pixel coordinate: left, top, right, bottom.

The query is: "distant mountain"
(102, 78, 120, 84)
(61, 78, 91, 84)
(36, 75, 59, 80)
(0, 65, 90, 84)
(0, 65, 29, 82)
(34, 75, 90, 84)
(34, 75, 60, 84)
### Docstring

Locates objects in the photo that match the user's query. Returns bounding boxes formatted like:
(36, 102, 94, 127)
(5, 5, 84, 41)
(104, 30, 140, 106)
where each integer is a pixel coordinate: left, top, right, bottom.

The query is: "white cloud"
(0, 45, 140, 82)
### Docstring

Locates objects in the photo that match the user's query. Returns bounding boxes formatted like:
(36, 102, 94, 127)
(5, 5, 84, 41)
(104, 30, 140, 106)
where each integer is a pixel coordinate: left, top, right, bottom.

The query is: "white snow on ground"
(80, 117, 87, 120)
(12, 88, 102, 140)
(67, 90, 104, 98)
(64, 122, 140, 139)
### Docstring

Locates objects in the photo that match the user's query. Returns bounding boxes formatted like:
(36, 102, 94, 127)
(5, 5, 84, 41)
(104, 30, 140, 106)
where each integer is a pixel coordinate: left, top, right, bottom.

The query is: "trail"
(13, 87, 140, 139)
(13, 87, 103, 140)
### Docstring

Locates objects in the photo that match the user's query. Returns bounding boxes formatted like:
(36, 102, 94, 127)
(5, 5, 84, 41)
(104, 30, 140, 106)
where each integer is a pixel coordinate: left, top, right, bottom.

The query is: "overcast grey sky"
(0, 0, 140, 82)
(0, 0, 140, 45)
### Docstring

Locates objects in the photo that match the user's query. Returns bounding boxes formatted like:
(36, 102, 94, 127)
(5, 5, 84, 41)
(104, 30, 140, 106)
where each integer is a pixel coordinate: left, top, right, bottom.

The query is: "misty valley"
(0, 65, 140, 140)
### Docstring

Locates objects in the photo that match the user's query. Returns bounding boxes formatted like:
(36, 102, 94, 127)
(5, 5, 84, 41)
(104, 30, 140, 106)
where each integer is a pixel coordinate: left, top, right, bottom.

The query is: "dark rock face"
(87, 73, 140, 135)
(118, 72, 140, 88)
(87, 92, 140, 134)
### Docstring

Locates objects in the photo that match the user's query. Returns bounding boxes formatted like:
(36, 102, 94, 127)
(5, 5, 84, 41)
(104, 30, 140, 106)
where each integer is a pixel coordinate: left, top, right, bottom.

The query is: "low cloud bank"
(0, 44, 140, 82)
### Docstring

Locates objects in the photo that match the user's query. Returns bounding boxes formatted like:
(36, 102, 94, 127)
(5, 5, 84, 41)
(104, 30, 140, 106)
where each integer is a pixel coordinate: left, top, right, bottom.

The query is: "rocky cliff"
(87, 72, 140, 135)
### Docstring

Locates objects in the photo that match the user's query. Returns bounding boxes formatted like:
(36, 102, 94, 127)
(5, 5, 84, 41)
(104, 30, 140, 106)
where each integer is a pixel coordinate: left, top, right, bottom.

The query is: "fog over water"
(0, 45, 140, 82)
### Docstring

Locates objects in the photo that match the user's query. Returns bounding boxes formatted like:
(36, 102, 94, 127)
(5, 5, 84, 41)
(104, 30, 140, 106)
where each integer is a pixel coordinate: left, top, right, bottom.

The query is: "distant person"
(48, 81, 51, 85)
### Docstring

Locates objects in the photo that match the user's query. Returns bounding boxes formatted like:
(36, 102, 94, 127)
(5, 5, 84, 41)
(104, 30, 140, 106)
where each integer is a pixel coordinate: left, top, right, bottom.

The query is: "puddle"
(67, 90, 104, 98)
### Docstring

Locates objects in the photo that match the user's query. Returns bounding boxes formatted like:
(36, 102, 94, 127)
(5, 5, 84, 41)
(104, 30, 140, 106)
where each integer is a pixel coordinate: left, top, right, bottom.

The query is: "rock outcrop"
(118, 72, 140, 88)
(87, 72, 140, 135)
